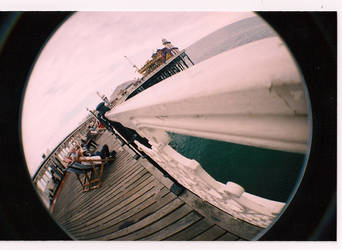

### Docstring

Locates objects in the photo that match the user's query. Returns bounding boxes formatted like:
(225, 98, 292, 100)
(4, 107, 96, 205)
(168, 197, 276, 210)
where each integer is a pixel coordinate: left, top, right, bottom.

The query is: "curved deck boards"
(52, 131, 263, 240)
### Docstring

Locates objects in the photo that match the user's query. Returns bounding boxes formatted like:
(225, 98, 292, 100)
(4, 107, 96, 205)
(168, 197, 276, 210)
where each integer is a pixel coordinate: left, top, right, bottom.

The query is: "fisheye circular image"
(21, 12, 311, 240)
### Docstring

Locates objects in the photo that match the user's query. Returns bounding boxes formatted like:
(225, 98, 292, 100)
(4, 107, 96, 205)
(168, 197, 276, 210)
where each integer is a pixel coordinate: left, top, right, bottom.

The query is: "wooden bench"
(67, 156, 115, 192)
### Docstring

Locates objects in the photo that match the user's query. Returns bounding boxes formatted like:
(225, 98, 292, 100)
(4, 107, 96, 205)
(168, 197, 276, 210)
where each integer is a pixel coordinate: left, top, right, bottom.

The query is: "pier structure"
(125, 49, 194, 101)
(32, 36, 309, 240)
(108, 39, 194, 107)
(106, 37, 309, 227)
(108, 49, 194, 108)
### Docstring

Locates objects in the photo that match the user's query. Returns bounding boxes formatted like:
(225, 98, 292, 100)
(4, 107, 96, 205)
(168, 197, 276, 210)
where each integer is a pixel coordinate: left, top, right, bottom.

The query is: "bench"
(66, 155, 116, 192)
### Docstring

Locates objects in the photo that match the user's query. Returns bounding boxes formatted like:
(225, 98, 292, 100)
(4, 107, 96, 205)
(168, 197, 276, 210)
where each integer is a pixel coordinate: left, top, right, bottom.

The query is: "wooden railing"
(32, 117, 95, 207)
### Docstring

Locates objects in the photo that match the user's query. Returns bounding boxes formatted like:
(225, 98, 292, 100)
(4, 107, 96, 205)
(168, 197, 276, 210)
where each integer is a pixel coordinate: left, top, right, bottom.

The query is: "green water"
(168, 133, 306, 202)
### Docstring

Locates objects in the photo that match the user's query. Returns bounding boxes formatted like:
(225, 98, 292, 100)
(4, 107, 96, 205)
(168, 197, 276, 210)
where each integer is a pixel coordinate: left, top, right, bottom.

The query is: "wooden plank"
(59, 168, 150, 227)
(191, 225, 226, 241)
(66, 175, 156, 232)
(56, 160, 146, 225)
(163, 219, 213, 241)
(76, 187, 172, 239)
(63, 164, 147, 217)
(77, 165, 145, 211)
(99, 198, 185, 240)
(53, 175, 85, 220)
(86, 189, 176, 239)
(58, 158, 146, 214)
(53, 149, 140, 216)
(140, 211, 202, 240)
(215, 232, 240, 241)
(71, 180, 165, 237)
(60, 170, 152, 228)
(138, 158, 174, 189)
(53, 132, 138, 214)
(52, 147, 125, 218)
(179, 190, 263, 240)
(54, 166, 130, 218)
(114, 203, 192, 240)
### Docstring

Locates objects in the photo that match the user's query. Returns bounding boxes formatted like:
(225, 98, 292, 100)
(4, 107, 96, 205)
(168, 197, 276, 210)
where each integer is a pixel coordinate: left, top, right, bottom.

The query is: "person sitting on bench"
(78, 144, 116, 160)
(66, 144, 116, 192)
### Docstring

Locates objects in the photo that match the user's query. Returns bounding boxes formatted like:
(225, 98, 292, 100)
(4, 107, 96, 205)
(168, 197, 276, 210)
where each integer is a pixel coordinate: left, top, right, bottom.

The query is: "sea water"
(169, 133, 305, 202)
(168, 15, 308, 202)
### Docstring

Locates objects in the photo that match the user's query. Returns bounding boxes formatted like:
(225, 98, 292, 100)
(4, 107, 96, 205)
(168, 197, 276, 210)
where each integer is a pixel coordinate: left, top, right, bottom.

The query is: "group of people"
(63, 119, 115, 168)
(61, 132, 116, 192)
(79, 120, 106, 152)
(63, 142, 115, 167)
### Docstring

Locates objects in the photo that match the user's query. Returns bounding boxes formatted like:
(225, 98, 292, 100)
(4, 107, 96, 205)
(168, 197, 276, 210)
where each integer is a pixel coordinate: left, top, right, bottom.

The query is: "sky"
(21, 11, 255, 176)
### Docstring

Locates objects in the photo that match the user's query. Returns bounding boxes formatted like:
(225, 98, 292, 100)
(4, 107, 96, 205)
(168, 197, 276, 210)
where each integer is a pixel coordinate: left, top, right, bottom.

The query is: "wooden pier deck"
(52, 131, 262, 240)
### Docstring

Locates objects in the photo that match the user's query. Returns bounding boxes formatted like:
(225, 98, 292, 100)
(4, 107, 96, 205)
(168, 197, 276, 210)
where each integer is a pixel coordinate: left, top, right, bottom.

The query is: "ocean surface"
(169, 133, 305, 202)
(169, 15, 307, 202)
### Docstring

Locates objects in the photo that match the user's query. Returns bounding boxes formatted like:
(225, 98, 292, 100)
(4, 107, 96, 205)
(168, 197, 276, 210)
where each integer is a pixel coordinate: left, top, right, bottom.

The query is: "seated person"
(73, 144, 115, 165)
(81, 138, 98, 152)
(89, 127, 98, 135)
(66, 144, 116, 192)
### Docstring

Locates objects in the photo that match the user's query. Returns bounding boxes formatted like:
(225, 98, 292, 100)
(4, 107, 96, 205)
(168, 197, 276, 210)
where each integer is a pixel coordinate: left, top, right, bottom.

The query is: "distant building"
(109, 80, 136, 102)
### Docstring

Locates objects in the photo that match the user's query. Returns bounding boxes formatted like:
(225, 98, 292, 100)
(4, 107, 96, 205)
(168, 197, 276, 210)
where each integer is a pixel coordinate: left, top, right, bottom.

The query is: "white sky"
(21, 11, 255, 175)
